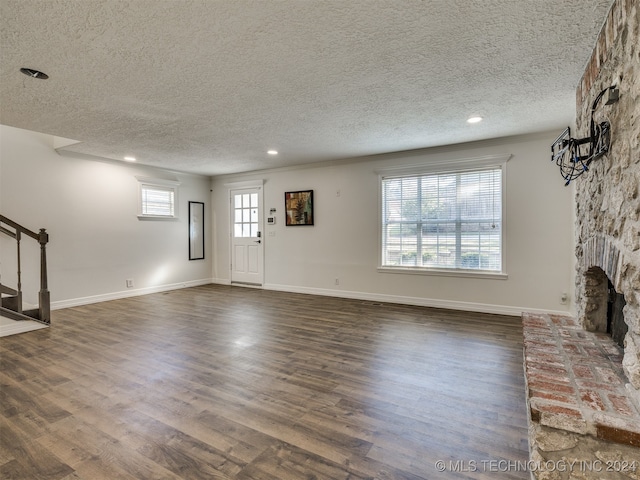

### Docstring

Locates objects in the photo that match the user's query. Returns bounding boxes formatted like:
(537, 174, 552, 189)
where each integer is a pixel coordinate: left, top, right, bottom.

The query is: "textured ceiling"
(0, 0, 613, 176)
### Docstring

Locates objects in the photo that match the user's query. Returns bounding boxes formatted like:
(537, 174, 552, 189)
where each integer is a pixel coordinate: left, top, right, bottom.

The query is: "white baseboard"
(263, 283, 571, 317)
(51, 278, 214, 310)
(49, 277, 571, 318)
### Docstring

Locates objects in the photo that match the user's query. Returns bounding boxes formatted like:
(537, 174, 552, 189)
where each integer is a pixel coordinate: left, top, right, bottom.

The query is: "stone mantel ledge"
(523, 313, 640, 448)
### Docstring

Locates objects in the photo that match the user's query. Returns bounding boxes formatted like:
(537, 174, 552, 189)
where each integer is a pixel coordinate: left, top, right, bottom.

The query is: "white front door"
(230, 187, 263, 285)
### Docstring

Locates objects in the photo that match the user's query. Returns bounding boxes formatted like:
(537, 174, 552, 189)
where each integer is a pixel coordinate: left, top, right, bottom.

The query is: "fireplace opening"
(607, 278, 627, 349)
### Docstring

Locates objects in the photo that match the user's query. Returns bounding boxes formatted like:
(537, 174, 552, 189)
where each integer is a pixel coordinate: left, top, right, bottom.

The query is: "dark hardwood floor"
(1, 284, 530, 479)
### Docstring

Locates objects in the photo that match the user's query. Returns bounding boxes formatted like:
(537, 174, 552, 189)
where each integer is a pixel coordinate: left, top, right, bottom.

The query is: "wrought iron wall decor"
(551, 85, 619, 186)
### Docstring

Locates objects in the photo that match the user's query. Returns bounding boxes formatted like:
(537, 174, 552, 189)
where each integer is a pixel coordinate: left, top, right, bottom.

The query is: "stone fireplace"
(579, 238, 639, 409)
(574, 0, 640, 411)
(523, 0, 640, 477)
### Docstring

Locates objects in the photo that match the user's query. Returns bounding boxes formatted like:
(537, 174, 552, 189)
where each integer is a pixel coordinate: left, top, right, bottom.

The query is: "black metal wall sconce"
(551, 85, 620, 185)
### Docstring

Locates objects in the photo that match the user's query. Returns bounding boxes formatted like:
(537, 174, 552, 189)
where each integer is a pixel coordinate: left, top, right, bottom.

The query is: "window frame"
(377, 154, 510, 279)
(136, 176, 180, 220)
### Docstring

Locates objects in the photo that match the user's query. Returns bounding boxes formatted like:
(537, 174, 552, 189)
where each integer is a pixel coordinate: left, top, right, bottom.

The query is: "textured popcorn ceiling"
(0, 0, 614, 176)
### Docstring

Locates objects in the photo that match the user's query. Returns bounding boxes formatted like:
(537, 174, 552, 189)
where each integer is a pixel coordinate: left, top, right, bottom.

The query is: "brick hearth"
(523, 313, 640, 477)
(523, 313, 640, 446)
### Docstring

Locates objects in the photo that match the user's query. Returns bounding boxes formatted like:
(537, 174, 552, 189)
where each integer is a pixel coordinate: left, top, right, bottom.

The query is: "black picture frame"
(285, 190, 314, 226)
(188, 201, 205, 260)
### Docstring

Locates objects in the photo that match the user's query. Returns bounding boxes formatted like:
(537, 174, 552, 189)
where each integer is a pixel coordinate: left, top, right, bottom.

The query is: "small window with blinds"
(381, 165, 504, 274)
(137, 177, 180, 219)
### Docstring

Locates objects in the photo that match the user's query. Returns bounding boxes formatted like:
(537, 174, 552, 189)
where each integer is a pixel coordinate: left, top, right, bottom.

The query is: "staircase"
(0, 215, 50, 325)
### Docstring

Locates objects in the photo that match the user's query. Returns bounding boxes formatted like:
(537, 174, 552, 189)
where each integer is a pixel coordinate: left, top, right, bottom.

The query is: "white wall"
(0, 125, 212, 308)
(1, 125, 574, 315)
(211, 131, 576, 315)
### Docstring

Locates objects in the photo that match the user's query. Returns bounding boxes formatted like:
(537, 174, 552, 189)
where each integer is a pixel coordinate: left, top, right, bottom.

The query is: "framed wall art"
(188, 201, 205, 260)
(285, 190, 314, 226)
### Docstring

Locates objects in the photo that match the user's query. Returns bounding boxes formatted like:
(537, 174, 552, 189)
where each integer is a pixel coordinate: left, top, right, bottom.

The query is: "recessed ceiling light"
(467, 116, 483, 124)
(267, 150, 278, 155)
(124, 156, 136, 162)
(20, 67, 48, 79)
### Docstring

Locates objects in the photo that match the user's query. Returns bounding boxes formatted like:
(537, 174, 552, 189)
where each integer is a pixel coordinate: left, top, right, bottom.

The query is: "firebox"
(607, 279, 628, 349)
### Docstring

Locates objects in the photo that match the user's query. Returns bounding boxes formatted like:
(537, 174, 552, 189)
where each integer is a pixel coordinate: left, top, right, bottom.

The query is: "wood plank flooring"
(0, 284, 530, 479)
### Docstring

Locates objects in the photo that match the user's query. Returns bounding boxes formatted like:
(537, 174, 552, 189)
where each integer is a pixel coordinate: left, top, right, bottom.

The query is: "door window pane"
(233, 191, 261, 238)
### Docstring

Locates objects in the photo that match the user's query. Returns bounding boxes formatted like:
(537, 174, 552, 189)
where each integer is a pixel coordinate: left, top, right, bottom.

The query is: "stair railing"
(0, 215, 50, 324)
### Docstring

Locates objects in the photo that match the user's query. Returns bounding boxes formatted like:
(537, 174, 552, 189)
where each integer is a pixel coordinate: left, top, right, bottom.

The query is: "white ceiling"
(0, 0, 613, 176)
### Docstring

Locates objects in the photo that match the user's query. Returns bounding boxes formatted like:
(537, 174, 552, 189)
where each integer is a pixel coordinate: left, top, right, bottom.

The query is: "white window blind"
(141, 185, 175, 217)
(381, 166, 503, 272)
(136, 176, 180, 219)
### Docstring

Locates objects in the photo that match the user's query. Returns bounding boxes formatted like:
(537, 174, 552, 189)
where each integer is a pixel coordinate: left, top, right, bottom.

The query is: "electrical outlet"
(560, 292, 568, 305)
(126, 279, 134, 288)
(335, 278, 340, 285)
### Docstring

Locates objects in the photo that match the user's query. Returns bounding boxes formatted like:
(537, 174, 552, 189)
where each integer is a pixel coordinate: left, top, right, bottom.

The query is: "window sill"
(377, 266, 508, 280)
(137, 215, 179, 221)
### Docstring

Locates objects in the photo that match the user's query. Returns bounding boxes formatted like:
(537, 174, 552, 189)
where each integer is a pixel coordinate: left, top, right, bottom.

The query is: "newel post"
(38, 228, 50, 324)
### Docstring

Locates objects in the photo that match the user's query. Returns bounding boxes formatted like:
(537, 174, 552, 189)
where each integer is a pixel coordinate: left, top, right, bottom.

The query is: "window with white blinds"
(381, 166, 503, 273)
(141, 185, 175, 216)
(137, 177, 180, 219)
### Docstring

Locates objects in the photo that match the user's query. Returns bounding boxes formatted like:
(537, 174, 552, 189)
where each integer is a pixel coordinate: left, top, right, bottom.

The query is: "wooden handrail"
(0, 215, 40, 241)
(0, 214, 50, 324)
(0, 225, 17, 238)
